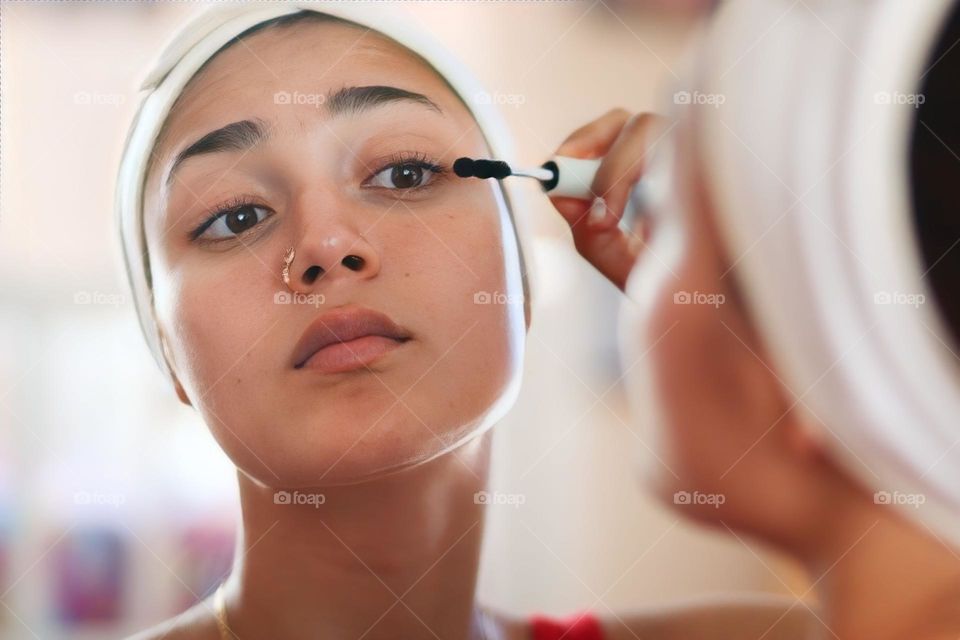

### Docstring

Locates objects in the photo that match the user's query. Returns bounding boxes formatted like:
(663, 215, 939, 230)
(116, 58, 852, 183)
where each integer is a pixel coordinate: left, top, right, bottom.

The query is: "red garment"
(529, 612, 604, 640)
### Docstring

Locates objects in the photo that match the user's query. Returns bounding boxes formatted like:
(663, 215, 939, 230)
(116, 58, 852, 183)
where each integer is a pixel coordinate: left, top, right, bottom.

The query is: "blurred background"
(0, 1, 807, 638)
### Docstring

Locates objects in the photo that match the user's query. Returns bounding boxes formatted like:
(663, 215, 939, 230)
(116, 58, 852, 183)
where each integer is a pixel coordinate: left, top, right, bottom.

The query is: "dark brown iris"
(391, 163, 423, 189)
(225, 207, 259, 234)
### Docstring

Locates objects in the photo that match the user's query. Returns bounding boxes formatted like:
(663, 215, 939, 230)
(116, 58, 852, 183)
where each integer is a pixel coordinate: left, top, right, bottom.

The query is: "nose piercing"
(281, 247, 296, 289)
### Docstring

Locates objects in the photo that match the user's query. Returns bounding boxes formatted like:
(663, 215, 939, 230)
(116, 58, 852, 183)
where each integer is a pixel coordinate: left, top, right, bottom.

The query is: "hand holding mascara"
(454, 110, 670, 291)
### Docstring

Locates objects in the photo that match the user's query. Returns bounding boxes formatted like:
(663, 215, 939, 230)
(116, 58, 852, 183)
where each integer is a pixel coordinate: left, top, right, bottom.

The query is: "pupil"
(392, 163, 423, 189)
(226, 207, 257, 233)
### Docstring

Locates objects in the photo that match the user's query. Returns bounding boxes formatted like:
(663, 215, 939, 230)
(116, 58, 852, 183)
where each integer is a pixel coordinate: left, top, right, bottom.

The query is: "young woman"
(119, 4, 815, 639)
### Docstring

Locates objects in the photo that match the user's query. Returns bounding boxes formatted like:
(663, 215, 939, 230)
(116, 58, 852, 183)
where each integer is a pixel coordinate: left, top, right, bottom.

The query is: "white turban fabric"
(682, 0, 960, 543)
(116, 2, 532, 382)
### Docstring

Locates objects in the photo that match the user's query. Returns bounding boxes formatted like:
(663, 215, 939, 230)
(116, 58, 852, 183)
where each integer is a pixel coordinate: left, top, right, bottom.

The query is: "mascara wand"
(453, 156, 602, 200)
(454, 155, 653, 231)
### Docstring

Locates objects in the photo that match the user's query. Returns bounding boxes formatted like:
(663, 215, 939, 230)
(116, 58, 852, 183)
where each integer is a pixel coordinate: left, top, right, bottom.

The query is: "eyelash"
(188, 151, 449, 243)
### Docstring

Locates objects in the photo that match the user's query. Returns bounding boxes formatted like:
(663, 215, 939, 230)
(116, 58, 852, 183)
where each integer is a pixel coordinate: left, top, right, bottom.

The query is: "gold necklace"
(212, 584, 492, 640)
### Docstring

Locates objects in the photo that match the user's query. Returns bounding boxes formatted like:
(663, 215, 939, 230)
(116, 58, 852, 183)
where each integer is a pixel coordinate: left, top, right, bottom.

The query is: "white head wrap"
(116, 3, 532, 381)
(682, 0, 960, 542)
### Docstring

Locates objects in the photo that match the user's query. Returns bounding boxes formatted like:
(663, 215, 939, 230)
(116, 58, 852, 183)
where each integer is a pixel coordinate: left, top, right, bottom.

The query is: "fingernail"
(588, 196, 607, 226)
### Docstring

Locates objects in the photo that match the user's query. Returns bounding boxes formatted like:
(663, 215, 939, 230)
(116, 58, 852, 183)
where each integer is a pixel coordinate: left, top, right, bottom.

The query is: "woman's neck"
(804, 490, 960, 640)
(221, 430, 493, 640)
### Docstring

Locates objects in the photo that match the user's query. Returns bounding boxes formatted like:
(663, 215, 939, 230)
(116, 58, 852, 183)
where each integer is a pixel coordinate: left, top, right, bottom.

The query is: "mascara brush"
(453, 156, 602, 200)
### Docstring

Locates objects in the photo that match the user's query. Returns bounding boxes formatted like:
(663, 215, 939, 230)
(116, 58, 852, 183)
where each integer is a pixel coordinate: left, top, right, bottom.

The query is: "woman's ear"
(158, 324, 192, 407)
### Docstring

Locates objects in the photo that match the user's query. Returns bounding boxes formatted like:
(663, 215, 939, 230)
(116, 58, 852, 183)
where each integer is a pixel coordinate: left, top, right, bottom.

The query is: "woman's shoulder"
(124, 599, 221, 640)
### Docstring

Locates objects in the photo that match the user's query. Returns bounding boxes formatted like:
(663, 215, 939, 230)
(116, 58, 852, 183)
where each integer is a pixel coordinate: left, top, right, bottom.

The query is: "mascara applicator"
(453, 156, 603, 199)
(454, 155, 657, 231)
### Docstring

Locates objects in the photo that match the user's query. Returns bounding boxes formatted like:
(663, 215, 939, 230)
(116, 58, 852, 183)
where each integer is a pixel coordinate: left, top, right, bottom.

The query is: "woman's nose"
(290, 224, 381, 289)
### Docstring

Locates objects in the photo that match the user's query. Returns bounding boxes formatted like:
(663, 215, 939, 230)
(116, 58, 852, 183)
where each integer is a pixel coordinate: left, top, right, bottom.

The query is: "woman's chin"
(229, 414, 493, 489)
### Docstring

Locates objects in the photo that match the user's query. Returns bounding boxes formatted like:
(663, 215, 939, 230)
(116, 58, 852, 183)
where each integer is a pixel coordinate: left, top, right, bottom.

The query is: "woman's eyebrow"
(165, 85, 443, 186)
(166, 118, 269, 186)
(326, 84, 442, 117)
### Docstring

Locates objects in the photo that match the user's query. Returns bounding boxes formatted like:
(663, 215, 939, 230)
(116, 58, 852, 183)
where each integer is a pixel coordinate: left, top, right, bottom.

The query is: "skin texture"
(553, 104, 960, 638)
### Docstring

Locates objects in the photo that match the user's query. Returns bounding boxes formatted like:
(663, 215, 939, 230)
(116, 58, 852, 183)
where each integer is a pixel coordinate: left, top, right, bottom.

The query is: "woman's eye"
(199, 205, 270, 240)
(367, 162, 438, 190)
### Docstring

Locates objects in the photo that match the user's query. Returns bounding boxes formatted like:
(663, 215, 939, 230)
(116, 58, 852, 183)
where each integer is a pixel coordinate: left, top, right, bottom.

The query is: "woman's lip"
(291, 305, 412, 370)
(298, 335, 409, 374)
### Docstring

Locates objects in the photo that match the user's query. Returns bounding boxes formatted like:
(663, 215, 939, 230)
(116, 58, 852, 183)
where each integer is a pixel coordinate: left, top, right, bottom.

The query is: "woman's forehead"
(146, 19, 470, 194)
(168, 27, 450, 139)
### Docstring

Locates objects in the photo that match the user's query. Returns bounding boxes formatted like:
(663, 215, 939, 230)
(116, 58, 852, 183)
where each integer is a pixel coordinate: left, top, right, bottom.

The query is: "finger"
(556, 194, 645, 291)
(588, 113, 669, 232)
(571, 223, 643, 291)
(546, 109, 655, 290)
(549, 195, 592, 230)
(549, 108, 634, 227)
(554, 108, 633, 159)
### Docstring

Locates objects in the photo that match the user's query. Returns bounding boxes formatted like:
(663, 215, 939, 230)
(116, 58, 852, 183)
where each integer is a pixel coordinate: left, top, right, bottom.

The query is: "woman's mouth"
(291, 305, 412, 374)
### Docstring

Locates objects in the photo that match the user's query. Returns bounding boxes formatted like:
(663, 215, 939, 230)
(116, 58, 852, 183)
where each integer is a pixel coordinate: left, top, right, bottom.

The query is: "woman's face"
(142, 19, 526, 488)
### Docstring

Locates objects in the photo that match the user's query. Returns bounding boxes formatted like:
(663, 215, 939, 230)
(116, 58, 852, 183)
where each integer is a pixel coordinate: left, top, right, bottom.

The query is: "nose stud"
(281, 247, 296, 289)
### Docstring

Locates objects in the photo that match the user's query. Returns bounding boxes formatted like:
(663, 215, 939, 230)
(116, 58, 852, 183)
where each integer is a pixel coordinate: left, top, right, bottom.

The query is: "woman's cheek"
(170, 268, 262, 397)
(403, 203, 515, 388)
(393, 197, 507, 296)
